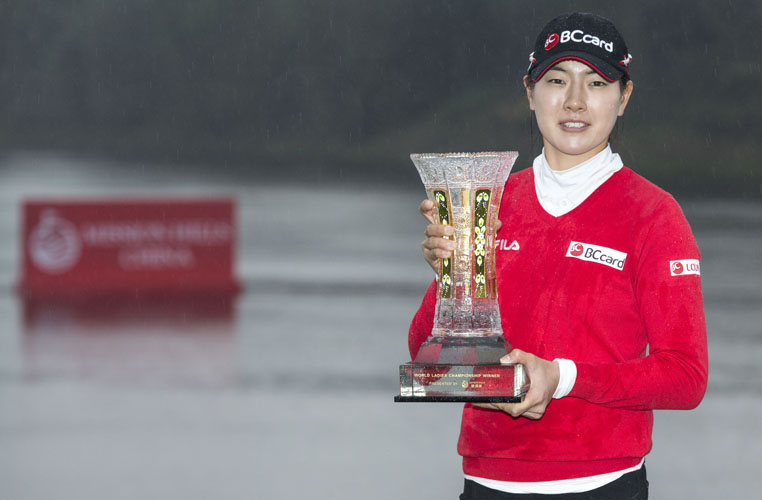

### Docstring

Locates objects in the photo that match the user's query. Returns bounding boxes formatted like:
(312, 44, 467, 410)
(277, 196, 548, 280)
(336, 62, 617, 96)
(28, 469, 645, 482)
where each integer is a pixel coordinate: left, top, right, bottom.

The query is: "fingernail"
(500, 354, 512, 364)
(446, 242, 456, 250)
(444, 227, 454, 234)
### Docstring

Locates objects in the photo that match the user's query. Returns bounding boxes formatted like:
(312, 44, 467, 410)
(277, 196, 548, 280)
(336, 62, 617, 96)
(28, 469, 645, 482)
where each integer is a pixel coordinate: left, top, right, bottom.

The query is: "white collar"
(533, 145, 623, 217)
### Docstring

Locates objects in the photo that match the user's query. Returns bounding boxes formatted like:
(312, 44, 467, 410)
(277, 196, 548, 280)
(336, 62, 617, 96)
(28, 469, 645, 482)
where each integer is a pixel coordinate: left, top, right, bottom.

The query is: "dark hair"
(618, 74, 631, 94)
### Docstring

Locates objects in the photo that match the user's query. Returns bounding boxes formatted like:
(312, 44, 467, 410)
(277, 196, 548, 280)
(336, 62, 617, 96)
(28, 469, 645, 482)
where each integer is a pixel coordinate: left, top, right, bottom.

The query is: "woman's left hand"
(473, 349, 560, 420)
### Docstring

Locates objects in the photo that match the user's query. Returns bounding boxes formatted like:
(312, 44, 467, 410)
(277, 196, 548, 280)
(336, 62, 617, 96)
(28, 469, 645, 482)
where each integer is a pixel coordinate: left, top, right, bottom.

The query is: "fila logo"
(566, 241, 627, 270)
(495, 239, 520, 251)
(670, 259, 700, 276)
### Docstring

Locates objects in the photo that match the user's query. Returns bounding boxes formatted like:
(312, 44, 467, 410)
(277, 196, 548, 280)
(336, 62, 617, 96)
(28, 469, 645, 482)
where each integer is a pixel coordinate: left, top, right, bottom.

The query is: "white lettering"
(80, 220, 232, 246)
(558, 29, 614, 53)
(118, 246, 195, 270)
(495, 239, 520, 251)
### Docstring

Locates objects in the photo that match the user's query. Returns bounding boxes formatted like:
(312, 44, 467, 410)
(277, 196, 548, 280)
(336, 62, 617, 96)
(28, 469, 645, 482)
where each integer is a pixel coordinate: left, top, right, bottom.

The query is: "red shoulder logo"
(670, 259, 700, 277)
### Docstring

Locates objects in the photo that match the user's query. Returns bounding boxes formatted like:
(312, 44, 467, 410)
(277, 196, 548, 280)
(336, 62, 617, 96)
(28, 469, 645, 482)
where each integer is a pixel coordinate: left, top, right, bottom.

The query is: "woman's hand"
(419, 199, 501, 274)
(473, 349, 560, 420)
(419, 199, 454, 273)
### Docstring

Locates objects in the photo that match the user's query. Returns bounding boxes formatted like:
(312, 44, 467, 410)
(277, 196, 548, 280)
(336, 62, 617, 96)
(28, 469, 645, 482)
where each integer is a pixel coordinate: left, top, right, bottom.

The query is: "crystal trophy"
(395, 152, 529, 402)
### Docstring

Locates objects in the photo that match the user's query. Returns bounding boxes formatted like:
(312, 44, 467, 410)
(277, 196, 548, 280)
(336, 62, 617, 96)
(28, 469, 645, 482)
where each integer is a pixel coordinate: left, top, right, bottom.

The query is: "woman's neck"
(543, 141, 609, 171)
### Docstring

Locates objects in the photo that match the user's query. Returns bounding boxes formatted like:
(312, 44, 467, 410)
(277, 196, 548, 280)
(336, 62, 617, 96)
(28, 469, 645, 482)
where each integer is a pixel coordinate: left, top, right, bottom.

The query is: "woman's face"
(525, 60, 634, 171)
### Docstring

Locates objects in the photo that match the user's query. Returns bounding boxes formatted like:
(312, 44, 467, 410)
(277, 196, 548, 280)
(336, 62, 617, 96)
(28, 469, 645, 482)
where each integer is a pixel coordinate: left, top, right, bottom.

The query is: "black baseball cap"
(527, 12, 632, 82)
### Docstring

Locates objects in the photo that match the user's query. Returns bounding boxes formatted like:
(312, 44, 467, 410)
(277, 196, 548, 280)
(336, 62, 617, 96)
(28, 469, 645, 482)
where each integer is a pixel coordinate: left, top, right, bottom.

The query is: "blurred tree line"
(0, 0, 760, 196)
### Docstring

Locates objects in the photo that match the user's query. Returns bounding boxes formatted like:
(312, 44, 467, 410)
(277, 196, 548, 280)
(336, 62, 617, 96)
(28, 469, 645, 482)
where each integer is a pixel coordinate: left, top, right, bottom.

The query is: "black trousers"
(460, 465, 648, 500)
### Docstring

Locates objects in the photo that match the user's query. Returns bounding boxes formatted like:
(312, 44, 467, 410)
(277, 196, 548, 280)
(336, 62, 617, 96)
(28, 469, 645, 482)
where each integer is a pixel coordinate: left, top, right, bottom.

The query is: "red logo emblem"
(671, 262, 683, 274)
(570, 243, 584, 256)
(545, 33, 559, 50)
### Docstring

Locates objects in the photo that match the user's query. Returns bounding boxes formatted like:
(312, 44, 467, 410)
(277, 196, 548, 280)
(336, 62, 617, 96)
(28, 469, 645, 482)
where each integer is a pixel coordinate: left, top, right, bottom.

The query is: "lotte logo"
(570, 243, 584, 256)
(670, 259, 700, 276)
(545, 33, 559, 50)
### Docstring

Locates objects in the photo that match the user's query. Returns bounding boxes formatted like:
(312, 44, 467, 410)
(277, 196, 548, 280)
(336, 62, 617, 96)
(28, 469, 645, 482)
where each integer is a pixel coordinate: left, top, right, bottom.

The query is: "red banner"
(19, 199, 240, 296)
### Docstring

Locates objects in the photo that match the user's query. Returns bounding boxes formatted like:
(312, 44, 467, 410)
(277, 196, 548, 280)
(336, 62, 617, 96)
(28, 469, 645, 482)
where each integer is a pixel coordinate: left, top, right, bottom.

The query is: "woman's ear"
(617, 80, 634, 116)
(523, 75, 535, 111)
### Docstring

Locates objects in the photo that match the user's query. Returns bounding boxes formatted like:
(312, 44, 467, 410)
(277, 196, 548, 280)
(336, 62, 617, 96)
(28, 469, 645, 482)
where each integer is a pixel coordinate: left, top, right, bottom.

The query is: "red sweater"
(408, 167, 708, 482)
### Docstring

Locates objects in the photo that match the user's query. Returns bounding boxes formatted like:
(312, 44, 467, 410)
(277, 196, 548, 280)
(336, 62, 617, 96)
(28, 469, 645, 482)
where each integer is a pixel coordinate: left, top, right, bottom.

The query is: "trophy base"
(395, 336, 529, 403)
(393, 395, 521, 402)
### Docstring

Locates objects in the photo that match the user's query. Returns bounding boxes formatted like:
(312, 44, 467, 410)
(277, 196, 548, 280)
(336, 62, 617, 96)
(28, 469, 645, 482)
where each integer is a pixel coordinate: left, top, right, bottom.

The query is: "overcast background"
(1, 0, 761, 194)
(1, 1, 761, 499)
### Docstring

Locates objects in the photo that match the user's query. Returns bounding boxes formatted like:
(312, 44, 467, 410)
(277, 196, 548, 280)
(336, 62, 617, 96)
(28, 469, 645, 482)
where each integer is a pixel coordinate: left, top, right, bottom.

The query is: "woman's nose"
(564, 84, 586, 112)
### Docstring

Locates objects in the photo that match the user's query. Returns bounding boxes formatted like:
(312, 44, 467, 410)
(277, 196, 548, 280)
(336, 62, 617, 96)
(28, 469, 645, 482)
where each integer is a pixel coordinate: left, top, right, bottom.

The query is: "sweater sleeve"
(408, 280, 438, 360)
(569, 197, 708, 410)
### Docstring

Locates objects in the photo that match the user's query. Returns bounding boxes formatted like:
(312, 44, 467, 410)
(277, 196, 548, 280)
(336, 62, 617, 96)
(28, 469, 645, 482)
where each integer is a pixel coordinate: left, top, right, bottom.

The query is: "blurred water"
(0, 153, 760, 499)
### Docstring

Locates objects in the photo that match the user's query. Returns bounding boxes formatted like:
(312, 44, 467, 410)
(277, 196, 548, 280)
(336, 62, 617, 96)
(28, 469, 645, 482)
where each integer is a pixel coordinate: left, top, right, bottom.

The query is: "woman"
(411, 12, 707, 499)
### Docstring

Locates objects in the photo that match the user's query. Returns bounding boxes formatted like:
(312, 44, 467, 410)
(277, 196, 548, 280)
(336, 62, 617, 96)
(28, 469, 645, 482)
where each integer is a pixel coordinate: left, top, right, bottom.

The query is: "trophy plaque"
(395, 152, 529, 403)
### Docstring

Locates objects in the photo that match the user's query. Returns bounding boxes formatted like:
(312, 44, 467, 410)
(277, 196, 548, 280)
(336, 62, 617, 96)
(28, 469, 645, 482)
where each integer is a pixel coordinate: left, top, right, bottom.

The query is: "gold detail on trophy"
(433, 190, 453, 299)
(473, 189, 490, 298)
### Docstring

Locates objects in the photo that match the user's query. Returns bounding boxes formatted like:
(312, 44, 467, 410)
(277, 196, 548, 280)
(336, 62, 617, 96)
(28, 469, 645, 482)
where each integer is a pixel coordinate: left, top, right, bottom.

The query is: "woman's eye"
(590, 80, 607, 87)
(548, 78, 564, 84)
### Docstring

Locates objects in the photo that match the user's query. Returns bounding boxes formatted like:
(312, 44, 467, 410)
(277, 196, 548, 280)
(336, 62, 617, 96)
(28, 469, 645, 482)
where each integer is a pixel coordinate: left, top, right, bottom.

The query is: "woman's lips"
(560, 121, 589, 131)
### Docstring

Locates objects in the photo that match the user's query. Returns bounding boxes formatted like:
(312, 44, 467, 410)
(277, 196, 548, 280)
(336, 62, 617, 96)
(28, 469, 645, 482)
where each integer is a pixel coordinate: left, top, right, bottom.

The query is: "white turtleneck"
(533, 144, 624, 217)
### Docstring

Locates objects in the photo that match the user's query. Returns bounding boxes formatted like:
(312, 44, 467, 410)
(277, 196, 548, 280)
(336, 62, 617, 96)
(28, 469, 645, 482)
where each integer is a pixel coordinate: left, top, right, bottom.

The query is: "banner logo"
(29, 210, 82, 274)
(670, 259, 700, 276)
(566, 241, 626, 270)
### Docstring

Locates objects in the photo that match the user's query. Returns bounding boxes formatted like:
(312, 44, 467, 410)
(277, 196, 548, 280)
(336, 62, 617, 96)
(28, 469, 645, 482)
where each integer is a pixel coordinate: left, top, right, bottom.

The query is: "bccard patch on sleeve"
(670, 259, 700, 276)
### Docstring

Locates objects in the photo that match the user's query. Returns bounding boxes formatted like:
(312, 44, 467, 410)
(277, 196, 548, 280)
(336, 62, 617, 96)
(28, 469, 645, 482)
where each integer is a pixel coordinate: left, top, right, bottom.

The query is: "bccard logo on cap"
(544, 33, 559, 50)
(566, 241, 627, 270)
(670, 259, 700, 276)
(559, 29, 614, 53)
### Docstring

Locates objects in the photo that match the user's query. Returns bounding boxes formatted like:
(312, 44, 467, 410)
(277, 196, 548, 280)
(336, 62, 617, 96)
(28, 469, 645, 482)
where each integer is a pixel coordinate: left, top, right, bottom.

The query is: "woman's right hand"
(419, 199, 455, 274)
(419, 199, 502, 274)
